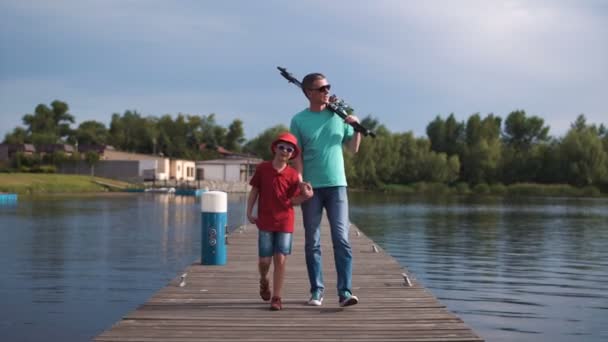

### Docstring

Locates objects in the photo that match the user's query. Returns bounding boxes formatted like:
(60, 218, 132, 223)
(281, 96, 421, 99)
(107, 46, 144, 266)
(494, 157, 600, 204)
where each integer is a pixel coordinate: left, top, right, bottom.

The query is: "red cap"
(271, 132, 300, 160)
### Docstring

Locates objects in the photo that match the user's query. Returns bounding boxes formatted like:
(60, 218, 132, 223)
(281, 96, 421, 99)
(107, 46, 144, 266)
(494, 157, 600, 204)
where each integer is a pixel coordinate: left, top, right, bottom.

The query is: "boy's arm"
(289, 181, 313, 206)
(290, 193, 309, 206)
(246, 187, 259, 224)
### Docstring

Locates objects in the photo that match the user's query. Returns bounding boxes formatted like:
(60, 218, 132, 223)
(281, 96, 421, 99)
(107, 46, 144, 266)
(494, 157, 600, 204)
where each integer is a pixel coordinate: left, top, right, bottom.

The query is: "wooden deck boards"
(96, 213, 484, 342)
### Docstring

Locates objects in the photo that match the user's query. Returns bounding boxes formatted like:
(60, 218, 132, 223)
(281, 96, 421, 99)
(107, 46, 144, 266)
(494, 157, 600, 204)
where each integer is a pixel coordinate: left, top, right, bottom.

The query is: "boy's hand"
(247, 213, 257, 224)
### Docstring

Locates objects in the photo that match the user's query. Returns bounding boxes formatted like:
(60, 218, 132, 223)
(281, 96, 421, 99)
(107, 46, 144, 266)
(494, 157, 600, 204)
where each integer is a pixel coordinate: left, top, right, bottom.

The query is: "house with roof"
(37, 144, 75, 156)
(54, 145, 195, 182)
(0, 143, 36, 161)
(196, 155, 261, 182)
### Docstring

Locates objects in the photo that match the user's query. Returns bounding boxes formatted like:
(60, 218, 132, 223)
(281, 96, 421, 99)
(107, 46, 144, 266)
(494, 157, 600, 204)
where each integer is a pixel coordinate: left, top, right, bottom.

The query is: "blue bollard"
(201, 191, 227, 265)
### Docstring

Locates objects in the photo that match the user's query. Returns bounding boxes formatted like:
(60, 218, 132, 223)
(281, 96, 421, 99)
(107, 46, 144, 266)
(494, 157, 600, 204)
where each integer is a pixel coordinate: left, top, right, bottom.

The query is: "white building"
(170, 159, 196, 181)
(102, 149, 195, 181)
(196, 157, 261, 182)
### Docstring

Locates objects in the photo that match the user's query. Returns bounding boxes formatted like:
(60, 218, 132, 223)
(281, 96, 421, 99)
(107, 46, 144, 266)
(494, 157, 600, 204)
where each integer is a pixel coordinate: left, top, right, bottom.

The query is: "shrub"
(580, 186, 601, 197)
(454, 182, 470, 195)
(489, 183, 507, 195)
(473, 183, 490, 194)
(381, 184, 414, 194)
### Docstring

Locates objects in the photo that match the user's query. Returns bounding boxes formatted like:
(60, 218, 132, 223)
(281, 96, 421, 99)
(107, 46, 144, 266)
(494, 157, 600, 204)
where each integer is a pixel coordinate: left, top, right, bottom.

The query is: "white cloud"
(1, 0, 606, 140)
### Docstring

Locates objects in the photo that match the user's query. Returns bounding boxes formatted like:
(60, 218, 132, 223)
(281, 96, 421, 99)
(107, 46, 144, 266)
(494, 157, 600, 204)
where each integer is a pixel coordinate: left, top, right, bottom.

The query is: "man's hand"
(299, 181, 314, 199)
(344, 114, 360, 125)
(247, 213, 257, 224)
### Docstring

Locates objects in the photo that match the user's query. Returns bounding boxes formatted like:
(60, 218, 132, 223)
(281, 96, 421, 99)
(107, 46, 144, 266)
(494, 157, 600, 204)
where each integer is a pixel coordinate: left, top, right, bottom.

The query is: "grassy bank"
(378, 182, 605, 197)
(0, 173, 133, 194)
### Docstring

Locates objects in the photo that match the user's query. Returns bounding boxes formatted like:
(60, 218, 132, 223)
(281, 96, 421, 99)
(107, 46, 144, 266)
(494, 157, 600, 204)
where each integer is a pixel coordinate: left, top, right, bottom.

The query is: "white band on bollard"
(201, 191, 227, 213)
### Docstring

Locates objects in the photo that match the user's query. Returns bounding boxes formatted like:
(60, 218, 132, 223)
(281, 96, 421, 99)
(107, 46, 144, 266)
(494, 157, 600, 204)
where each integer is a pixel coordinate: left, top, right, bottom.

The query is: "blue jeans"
(301, 186, 352, 296)
(258, 230, 293, 257)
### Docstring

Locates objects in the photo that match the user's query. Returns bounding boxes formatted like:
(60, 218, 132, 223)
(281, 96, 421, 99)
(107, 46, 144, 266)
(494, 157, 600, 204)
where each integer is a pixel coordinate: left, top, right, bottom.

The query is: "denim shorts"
(258, 230, 293, 257)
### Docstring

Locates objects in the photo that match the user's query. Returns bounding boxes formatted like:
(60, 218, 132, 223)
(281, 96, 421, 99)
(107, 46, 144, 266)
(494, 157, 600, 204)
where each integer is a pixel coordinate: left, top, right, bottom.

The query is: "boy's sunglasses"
(277, 143, 295, 153)
(309, 84, 331, 93)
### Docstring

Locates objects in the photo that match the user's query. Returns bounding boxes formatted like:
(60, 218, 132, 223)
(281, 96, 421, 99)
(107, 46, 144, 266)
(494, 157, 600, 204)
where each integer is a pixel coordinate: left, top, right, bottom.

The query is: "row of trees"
(3, 100, 246, 160)
(4, 100, 608, 189)
(344, 112, 608, 189)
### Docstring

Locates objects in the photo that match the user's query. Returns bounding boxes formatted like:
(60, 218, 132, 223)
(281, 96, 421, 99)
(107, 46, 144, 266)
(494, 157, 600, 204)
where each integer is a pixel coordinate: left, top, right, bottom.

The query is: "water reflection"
(0, 193, 248, 341)
(349, 193, 608, 342)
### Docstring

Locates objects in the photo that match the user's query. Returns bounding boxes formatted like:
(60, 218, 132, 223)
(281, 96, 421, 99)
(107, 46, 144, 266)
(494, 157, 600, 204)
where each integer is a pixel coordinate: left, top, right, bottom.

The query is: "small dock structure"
(0, 193, 18, 205)
(96, 214, 484, 342)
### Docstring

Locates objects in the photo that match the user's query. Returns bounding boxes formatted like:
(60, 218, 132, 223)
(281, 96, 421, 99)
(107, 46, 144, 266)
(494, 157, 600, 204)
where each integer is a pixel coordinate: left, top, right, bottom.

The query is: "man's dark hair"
(301, 73, 326, 98)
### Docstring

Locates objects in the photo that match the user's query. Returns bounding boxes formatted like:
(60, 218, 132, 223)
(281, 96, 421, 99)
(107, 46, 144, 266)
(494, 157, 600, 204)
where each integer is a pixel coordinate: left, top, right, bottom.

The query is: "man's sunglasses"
(309, 84, 331, 93)
(277, 143, 295, 153)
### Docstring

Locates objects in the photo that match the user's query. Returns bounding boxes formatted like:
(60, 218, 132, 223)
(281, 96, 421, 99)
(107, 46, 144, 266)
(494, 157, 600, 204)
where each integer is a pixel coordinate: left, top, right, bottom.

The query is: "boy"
(247, 132, 313, 310)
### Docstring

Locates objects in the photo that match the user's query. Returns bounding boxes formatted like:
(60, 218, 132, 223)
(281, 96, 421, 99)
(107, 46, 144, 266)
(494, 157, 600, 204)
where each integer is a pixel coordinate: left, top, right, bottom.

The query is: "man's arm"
(292, 153, 304, 182)
(290, 181, 313, 206)
(345, 115, 362, 153)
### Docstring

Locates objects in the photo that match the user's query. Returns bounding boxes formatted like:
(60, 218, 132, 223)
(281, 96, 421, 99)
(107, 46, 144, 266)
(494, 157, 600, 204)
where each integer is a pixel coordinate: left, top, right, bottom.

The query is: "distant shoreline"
(1, 173, 605, 197)
(0, 173, 252, 195)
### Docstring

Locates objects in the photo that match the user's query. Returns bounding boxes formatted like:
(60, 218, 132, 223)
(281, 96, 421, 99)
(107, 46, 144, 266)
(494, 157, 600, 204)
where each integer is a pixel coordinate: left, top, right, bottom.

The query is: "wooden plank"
(95, 212, 484, 342)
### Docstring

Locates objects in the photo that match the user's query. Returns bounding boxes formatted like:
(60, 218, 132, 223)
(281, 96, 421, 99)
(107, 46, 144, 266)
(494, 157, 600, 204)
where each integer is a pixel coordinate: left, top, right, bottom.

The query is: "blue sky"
(1, 0, 606, 141)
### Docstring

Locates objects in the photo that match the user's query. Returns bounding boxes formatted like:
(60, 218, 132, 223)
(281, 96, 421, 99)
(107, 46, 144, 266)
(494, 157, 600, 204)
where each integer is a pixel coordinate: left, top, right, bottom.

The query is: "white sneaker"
(307, 290, 323, 306)
(339, 291, 359, 307)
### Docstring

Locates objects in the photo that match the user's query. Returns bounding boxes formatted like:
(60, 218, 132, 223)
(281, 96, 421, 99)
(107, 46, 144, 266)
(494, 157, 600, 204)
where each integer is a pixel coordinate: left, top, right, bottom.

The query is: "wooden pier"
(95, 214, 484, 342)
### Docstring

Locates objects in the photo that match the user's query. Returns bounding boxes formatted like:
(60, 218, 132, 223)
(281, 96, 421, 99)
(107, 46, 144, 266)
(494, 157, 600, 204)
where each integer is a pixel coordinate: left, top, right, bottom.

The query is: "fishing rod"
(277, 67, 376, 138)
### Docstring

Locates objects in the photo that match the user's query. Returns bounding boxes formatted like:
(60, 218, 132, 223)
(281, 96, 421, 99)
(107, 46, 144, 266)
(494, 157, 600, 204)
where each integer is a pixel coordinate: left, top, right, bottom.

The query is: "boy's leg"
(258, 230, 273, 301)
(259, 257, 272, 280)
(271, 232, 292, 299)
(272, 253, 286, 298)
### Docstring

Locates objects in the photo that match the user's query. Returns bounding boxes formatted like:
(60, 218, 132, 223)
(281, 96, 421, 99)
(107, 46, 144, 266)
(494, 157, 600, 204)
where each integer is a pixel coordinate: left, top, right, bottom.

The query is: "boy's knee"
(258, 257, 272, 266)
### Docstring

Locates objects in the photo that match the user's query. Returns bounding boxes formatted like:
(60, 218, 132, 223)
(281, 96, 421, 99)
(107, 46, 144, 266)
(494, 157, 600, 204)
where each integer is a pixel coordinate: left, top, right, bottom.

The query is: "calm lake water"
(1, 192, 607, 341)
(349, 192, 608, 342)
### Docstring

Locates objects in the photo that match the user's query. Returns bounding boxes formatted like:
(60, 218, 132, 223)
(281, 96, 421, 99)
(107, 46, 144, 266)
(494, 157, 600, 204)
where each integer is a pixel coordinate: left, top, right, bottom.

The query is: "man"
(290, 72, 362, 307)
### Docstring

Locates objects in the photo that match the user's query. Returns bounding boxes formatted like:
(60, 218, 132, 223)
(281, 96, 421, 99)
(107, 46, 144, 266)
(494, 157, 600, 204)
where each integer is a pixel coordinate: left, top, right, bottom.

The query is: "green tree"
(21, 100, 75, 145)
(426, 116, 446, 153)
(85, 151, 100, 176)
(502, 110, 549, 149)
(559, 116, 607, 186)
(225, 119, 245, 152)
(461, 113, 502, 184)
(157, 114, 189, 158)
(427, 113, 464, 156)
(360, 115, 384, 133)
(500, 110, 550, 183)
(76, 120, 109, 146)
(348, 141, 379, 187)
(3, 127, 29, 144)
(243, 125, 289, 160)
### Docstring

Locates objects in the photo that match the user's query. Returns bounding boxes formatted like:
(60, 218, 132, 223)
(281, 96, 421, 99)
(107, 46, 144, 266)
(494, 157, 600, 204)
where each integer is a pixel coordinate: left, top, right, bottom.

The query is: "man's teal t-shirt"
(290, 108, 354, 188)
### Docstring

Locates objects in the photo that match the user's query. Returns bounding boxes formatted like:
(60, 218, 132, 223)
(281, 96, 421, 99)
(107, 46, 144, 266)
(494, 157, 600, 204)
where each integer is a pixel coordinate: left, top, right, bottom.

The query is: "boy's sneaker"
(259, 278, 271, 301)
(339, 290, 359, 307)
(307, 289, 323, 306)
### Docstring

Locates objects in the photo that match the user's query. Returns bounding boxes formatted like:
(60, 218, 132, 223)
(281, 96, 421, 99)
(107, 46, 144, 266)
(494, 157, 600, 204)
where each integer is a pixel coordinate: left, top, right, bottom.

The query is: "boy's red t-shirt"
(249, 161, 300, 233)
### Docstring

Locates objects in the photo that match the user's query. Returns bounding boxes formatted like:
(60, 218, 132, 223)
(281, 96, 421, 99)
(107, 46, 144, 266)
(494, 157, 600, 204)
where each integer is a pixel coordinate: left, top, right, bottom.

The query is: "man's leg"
(301, 189, 325, 301)
(325, 186, 356, 305)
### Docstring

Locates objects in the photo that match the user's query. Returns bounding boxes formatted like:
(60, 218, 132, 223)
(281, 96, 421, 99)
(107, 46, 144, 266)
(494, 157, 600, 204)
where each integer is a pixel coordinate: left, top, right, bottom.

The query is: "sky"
(1, 0, 606, 141)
